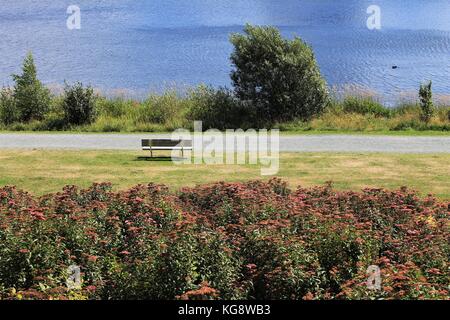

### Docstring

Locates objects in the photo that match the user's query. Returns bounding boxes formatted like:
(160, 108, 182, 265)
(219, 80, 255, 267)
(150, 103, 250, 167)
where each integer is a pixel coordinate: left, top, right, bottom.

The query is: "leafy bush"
(187, 85, 248, 130)
(12, 52, 51, 122)
(0, 180, 448, 300)
(0, 88, 18, 125)
(419, 81, 434, 123)
(230, 24, 329, 125)
(133, 91, 188, 127)
(96, 97, 133, 118)
(341, 96, 391, 118)
(62, 82, 97, 126)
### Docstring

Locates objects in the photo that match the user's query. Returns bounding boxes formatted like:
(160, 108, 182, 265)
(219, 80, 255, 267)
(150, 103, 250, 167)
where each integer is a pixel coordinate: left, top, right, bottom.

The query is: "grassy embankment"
(1, 91, 449, 134)
(0, 150, 448, 199)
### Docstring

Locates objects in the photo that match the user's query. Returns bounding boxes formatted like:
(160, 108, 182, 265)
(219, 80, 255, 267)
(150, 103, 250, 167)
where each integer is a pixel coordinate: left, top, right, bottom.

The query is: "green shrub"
(230, 24, 329, 125)
(196, 234, 245, 299)
(134, 91, 188, 126)
(12, 52, 51, 122)
(187, 85, 248, 130)
(313, 224, 379, 293)
(151, 234, 199, 299)
(96, 97, 134, 118)
(36, 115, 67, 131)
(341, 96, 391, 118)
(241, 232, 324, 299)
(62, 82, 97, 125)
(419, 81, 434, 123)
(0, 88, 18, 125)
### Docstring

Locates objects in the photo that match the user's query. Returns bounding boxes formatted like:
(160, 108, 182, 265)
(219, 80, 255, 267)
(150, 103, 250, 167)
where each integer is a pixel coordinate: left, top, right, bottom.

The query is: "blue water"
(0, 0, 449, 101)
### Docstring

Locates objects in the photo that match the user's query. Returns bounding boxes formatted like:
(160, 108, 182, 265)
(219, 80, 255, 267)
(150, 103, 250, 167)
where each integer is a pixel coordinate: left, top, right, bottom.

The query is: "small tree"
(0, 88, 18, 125)
(62, 82, 97, 125)
(230, 24, 329, 126)
(12, 52, 51, 122)
(419, 81, 434, 123)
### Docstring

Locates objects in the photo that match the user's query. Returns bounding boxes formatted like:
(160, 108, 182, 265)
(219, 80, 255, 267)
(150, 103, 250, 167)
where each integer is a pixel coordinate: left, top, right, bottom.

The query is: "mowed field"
(0, 150, 448, 199)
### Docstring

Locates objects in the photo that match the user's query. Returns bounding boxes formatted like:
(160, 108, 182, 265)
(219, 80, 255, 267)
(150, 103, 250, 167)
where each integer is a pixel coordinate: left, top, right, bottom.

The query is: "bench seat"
(142, 146, 193, 150)
(142, 139, 192, 157)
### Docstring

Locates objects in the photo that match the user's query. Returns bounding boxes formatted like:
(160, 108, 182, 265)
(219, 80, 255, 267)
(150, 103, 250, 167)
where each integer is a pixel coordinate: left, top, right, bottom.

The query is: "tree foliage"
(230, 24, 329, 125)
(419, 81, 434, 123)
(0, 88, 18, 125)
(12, 52, 51, 122)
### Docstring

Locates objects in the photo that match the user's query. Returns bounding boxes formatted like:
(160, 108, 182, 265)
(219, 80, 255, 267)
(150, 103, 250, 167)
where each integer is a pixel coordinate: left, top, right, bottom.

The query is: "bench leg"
(150, 148, 153, 158)
(182, 148, 184, 158)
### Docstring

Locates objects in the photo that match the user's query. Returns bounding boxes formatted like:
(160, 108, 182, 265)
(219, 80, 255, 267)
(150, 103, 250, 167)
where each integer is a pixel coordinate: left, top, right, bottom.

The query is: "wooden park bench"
(141, 139, 192, 158)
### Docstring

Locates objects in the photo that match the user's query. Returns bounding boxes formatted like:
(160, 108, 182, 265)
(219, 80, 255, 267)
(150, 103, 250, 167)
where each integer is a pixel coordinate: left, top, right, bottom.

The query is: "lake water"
(0, 0, 449, 102)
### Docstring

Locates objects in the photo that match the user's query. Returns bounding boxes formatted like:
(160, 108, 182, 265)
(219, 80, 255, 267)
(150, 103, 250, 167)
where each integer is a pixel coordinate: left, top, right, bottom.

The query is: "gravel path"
(0, 133, 449, 153)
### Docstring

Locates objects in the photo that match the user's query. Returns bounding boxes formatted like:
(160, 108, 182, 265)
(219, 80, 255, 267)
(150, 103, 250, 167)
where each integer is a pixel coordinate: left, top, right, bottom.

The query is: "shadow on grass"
(135, 156, 187, 162)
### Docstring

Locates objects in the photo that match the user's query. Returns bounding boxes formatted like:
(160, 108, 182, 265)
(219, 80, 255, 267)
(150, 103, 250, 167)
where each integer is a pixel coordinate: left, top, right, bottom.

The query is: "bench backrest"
(142, 139, 192, 147)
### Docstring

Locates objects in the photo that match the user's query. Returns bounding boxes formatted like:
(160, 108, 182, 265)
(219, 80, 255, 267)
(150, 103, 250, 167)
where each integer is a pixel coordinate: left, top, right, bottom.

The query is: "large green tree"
(230, 24, 329, 125)
(12, 52, 51, 122)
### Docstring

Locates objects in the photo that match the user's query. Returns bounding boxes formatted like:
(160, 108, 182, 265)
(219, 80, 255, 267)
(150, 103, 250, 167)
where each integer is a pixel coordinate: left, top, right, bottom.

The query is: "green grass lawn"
(0, 150, 448, 199)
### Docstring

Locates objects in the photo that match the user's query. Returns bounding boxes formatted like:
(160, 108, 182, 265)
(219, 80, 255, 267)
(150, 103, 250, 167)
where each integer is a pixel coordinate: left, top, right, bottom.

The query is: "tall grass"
(278, 96, 449, 132)
(79, 90, 192, 132)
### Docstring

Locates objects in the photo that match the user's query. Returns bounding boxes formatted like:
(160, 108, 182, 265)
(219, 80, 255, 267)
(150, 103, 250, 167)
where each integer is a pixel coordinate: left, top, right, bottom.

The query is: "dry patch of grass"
(0, 150, 448, 199)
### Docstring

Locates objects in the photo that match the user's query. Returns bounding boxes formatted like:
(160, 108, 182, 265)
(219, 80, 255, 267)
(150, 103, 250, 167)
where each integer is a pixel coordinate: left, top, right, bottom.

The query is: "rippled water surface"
(0, 0, 449, 100)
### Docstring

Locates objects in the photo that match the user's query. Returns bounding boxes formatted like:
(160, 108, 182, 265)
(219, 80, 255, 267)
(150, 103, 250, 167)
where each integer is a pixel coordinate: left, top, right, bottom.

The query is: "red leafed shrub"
(0, 180, 448, 300)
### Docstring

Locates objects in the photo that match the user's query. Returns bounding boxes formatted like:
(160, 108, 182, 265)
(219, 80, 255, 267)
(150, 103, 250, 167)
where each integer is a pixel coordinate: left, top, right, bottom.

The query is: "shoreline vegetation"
(0, 25, 449, 135)
(1, 90, 449, 134)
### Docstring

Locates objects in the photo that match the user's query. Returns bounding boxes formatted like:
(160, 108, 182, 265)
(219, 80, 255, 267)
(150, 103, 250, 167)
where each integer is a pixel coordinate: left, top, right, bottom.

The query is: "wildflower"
(134, 197, 144, 203)
(302, 292, 314, 300)
(383, 286, 393, 293)
(30, 210, 46, 221)
(178, 282, 219, 300)
(427, 268, 442, 275)
(87, 255, 98, 263)
(127, 226, 140, 233)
